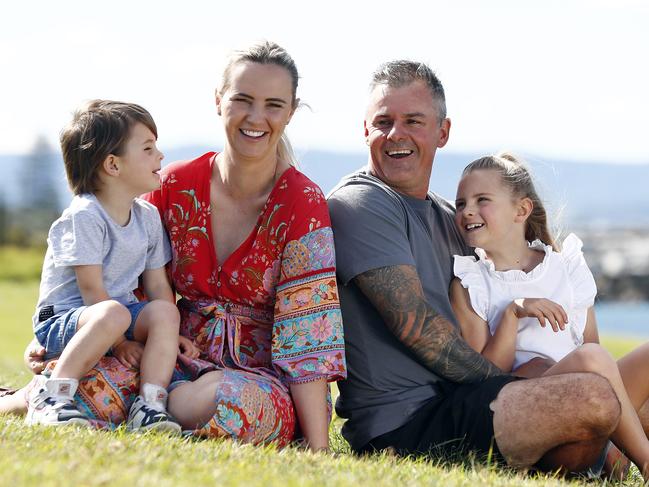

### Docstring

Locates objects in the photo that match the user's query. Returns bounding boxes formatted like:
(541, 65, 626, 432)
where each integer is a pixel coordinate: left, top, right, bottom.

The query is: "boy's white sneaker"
(126, 384, 181, 434)
(25, 377, 90, 427)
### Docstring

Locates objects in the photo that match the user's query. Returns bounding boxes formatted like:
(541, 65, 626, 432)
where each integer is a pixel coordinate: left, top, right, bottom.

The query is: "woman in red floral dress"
(9, 41, 346, 450)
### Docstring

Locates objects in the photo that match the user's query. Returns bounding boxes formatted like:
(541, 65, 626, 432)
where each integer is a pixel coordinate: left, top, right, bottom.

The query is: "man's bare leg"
(536, 344, 649, 477)
(491, 372, 620, 471)
(535, 439, 607, 474)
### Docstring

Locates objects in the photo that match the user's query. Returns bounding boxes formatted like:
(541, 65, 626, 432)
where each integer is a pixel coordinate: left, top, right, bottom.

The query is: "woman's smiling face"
(217, 62, 296, 163)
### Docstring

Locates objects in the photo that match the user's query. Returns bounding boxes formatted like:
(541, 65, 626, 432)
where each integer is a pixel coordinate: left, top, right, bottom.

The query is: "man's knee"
(491, 372, 619, 468)
(581, 372, 620, 438)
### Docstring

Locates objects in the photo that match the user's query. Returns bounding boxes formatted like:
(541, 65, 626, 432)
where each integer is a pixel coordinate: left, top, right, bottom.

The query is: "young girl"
(450, 153, 649, 480)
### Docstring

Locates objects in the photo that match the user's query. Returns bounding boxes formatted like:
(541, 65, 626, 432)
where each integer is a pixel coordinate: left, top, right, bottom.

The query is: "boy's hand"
(113, 340, 144, 369)
(510, 298, 568, 332)
(24, 338, 47, 374)
(178, 336, 200, 359)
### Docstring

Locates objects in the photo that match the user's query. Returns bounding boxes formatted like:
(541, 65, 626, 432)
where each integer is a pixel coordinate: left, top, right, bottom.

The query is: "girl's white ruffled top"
(453, 233, 597, 370)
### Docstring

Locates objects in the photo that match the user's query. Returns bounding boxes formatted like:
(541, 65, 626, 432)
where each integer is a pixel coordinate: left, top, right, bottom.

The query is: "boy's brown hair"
(60, 100, 157, 195)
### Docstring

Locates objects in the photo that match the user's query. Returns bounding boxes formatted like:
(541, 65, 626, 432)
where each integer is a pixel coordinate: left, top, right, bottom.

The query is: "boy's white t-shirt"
(453, 234, 597, 370)
(32, 193, 171, 327)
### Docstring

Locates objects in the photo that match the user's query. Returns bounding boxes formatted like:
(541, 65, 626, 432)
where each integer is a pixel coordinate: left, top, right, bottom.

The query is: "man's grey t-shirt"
(327, 169, 468, 450)
(33, 194, 171, 327)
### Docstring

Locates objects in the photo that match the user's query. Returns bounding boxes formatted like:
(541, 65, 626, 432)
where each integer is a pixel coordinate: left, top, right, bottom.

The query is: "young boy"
(26, 100, 184, 433)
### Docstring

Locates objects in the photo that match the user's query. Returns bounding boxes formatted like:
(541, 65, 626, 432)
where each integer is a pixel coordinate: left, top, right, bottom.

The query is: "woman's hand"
(112, 340, 144, 369)
(509, 298, 568, 332)
(290, 379, 329, 452)
(178, 336, 200, 359)
(24, 338, 47, 374)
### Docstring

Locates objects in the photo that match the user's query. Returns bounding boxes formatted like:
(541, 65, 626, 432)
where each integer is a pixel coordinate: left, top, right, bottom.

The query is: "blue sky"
(1, 0, 648, 163)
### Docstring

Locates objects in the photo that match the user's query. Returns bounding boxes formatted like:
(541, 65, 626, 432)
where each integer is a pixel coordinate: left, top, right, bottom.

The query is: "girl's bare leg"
(617, 341, 649, 434)
(543, 343, 649, 479)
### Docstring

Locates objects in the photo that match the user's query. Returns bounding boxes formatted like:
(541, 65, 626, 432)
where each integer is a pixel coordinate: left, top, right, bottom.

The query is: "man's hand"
(354, 265, 504, 383)
(178, 336, 200, 359)
(24, 338, 47, 374)
(112, 340, 144, 369)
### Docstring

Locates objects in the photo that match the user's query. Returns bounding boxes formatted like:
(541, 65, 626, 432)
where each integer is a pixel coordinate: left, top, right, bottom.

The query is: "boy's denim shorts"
(34, 301, 149, 360)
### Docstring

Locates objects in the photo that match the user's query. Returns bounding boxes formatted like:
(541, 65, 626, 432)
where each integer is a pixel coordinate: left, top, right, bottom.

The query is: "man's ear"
(437, 118, 451, 148)
(102, 154, 120, 176)
(363, 120, 369, 144)
(515, 197, 534, 223)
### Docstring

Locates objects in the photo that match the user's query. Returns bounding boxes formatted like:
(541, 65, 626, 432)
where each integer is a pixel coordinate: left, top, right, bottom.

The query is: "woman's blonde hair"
(462, 152, 558, 250)
(219, 40, 299, 167)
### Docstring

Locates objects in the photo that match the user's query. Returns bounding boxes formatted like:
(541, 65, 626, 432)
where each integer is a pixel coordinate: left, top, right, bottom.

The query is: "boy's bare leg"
(26, 301, 131, 427)
(131, 300, 180, 389)
(492, 371, 619, 471)
(51, 300, 131, 379)
(127, 299, 181, 433)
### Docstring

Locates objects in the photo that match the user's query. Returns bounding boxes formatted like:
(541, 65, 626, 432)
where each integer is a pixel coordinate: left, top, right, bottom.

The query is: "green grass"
(0, 280, 38, 386)
(0, 249, 647, 486)
(0, 245, 45, 282)
(0, 419, 600, 487)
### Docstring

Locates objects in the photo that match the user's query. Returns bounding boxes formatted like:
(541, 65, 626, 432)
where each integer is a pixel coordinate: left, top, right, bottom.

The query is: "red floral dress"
(47, 152, 346, 440)
(143, 153, 346, 444)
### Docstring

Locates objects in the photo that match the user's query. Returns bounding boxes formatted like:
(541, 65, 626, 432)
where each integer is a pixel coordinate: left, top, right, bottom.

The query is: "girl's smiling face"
(455, 168, 528, 251)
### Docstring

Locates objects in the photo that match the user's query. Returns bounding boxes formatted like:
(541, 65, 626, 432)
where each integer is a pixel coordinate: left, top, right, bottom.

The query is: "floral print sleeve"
(71, 154, 344, 445)
(272, 184, 347, 384)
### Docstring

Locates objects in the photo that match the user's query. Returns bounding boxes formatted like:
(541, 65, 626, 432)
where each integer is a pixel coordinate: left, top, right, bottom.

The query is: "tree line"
(0, 136, 62, 247)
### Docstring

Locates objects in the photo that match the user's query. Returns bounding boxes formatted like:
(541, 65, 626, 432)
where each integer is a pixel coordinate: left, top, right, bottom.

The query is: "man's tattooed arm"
(354, 265, 505, 382)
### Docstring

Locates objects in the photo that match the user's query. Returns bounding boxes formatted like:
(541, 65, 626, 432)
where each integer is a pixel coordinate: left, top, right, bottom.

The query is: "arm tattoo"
(355, 265, 504, 383)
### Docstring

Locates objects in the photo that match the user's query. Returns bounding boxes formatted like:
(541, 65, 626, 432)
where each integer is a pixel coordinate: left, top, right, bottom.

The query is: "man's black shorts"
(362, 375, 521, 461)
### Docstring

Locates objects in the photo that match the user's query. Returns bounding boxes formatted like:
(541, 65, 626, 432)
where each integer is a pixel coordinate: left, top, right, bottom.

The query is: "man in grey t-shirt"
(327, 60, 620, 472)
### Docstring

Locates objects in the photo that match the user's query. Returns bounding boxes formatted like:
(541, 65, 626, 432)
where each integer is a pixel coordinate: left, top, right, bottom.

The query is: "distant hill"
(2, 147, 648, 228)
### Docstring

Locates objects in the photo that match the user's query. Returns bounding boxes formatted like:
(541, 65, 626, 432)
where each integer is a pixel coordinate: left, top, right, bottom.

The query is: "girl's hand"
(509, 298, 568, 332)
(113, 340, 144, 369)
(178, 336, 200, 359)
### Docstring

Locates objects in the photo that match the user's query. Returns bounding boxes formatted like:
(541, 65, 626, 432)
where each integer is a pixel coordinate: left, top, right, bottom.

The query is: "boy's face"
(115, 123, 164, 196)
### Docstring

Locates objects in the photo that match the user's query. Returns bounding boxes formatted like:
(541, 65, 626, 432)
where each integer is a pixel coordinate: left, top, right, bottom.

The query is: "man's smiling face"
(364, 80, 450, 199)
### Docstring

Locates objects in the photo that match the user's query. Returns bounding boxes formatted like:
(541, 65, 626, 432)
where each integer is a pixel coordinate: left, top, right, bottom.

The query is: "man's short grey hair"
(370, 60, 447, 122)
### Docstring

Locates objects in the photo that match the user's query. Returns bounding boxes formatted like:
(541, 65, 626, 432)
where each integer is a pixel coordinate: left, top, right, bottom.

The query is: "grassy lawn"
(1, 247, 646, 485)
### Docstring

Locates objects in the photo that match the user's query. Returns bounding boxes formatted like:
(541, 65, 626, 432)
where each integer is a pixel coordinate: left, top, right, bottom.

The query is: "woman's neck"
(215, 150, 288, 200)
